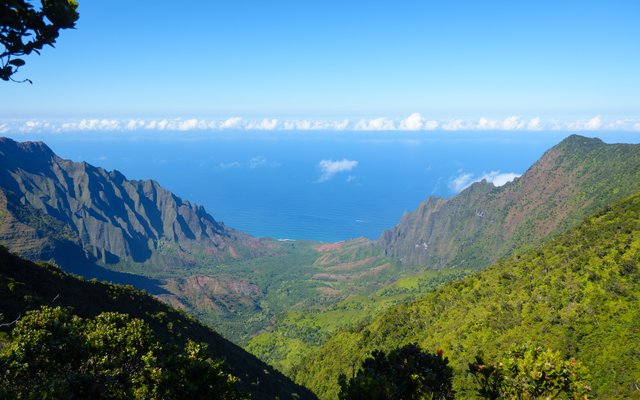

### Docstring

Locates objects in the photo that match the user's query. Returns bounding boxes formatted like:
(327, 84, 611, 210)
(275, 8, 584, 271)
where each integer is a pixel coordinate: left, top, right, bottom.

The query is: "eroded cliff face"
(378, 135, 640, 269)
(0, 137, 268, 269)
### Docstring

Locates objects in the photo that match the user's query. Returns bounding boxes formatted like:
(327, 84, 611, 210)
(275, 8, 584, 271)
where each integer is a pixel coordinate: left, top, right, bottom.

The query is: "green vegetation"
(338, 343, 454, 400)
(468, 344, 591, 400)
(247, 267, 471, 375)
(293, 191, 640, 399)
(0, 306, 245, 399)
(0, 246, 316, 399)
(3, 136, 640, 399)
(336, 342, 590, 400)
(152, 238, 419, 345)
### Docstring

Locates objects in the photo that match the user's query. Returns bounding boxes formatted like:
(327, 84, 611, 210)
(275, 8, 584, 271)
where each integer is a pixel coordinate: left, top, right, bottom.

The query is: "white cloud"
(399, 113, 423, 130)
(449, 170, 520, 193)
(126, 119, 143, 130)
(248, 156, 268, 169)
(177, 118, 201, 131)
(333, 119, 350, 130)
(564, 115, 602, 131)
(220, 117, 243, 129)
(395, 113, 440, 131)
(473, 116, 524, 131)
(585, 115, 602, 131)
(423, 120, 439, 130)
(476, 117, 496, 130)
(4, 115, 640, 133)
(527, 117, 543, 131)
(355, 117, 396, 131)
(500, 115, 525, 130)
(59, 119, 121, 131)
(318, 159, 358, 182)
(283, 119, 350, 130)
(449, 172, 474, 192)
(217, 156, 274, 171)
(218, 161, 241, 170)
(479, 171, 521, 187)
(442, 119, 468, 131)
(246, 118, 279, 130)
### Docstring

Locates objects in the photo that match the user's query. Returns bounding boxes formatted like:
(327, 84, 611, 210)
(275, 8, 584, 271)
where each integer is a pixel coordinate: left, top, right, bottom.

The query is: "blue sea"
(13, 131, 640, 242)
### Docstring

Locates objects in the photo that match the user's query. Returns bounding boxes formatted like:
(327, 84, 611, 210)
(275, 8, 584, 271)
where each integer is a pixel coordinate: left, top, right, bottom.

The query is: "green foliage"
(294, 192, 640, 399)
(0, 306, 246, 399)
(338, 343, 454, 400)
(469, 344, 591, 400)
(0, 246, 316, 399)
(247, 267, 470, 376)
(0, 0, 79, 82)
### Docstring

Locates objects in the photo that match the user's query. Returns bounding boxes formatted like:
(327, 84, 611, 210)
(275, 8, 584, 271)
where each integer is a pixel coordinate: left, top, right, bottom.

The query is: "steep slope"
(0, 246, 316, 399)
(0, 136, 406, 344)
(245, 135, 640, 379)
(379, 135, 640, 268)
(295, 191, 640, 399)
(0, 137, 268, 273)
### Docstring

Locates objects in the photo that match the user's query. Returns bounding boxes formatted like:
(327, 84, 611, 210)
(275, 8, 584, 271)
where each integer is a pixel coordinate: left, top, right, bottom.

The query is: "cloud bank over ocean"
(3, 114, 640, 134)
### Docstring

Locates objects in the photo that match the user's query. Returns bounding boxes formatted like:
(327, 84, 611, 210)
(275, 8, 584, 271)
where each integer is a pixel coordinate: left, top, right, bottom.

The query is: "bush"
(338, 343, 454, 400)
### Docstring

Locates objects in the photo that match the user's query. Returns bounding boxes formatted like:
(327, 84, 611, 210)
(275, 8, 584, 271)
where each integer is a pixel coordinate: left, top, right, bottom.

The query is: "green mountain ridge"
(246, 134, 640, 379)
(294, 191, 640, 399)
(379, 134, 640, 269)
(0, 245, 316, 399)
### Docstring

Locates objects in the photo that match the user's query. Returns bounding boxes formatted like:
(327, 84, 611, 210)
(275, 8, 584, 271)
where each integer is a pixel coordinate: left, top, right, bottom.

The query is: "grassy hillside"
(294, 191, 640, 399)
(0, 246, 316, 400)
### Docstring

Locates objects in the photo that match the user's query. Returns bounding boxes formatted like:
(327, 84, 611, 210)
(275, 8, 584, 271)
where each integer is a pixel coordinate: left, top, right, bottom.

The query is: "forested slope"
(0, 246, 316, 399)
(295, 191, 640, 399)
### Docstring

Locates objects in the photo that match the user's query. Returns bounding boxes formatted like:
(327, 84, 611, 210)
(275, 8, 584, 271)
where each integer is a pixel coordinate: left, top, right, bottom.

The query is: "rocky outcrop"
(0, 137, 268, 270)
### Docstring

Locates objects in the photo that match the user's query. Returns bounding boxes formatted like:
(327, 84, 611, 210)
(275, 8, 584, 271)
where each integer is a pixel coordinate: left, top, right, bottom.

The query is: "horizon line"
(2, 113, 640, 134)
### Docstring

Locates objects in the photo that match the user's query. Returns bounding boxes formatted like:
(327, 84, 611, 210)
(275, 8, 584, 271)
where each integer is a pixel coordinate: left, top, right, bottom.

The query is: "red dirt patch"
(314, 242, 345, 252)
(312, 263, 392, 281)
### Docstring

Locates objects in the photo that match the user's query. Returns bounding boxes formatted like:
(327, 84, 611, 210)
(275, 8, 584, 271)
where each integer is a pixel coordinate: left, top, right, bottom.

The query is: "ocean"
(13, 130, 640, 242)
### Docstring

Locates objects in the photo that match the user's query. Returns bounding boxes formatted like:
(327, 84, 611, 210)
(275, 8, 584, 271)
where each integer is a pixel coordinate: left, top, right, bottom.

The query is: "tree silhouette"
(338, 343, 455, 400)
(1, 0, 79, 83)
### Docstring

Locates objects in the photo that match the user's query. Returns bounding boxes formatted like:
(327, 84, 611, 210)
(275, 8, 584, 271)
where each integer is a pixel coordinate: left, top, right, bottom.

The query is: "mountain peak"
(0, 137, 55, 157)
(555, 134, 605, 151)
(378, 135, 640, 268)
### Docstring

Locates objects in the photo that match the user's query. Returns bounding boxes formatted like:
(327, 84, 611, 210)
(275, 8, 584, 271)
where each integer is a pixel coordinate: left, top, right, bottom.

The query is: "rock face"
(378, 135, 640, 268)
(0, 137, 267, 270)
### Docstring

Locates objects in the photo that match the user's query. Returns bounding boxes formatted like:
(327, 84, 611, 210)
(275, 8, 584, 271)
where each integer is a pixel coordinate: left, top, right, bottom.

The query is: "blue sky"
(1, 1, 639, 129)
